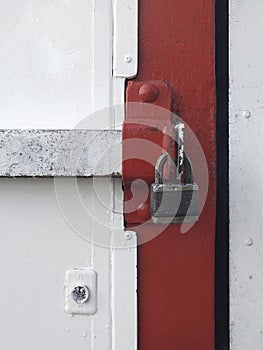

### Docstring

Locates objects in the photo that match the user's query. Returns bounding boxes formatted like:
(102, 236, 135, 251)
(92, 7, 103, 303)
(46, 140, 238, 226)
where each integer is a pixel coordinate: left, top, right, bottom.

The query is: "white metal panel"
(0, 0, 113, 129)
(91, 177, 113, 350)
(0, 179, 94, 349)
(112, 0, 138, 130)
(112, 179, 137, 350)
(0, 0, 137, 129)
(113, 0, 138, 78)
(91, 0, 114, 129)
(0, 1, 138, 350)
(112, 231, 137, 350)
(0, 178, 137, 350)
(230, 1, 263, 348)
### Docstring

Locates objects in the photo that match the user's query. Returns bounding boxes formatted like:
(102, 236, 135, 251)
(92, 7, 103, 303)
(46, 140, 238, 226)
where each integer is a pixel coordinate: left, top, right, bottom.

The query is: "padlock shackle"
(155, 152, 194, 184)
(183, 155, 194, 184)
(155, 153, 169, 184)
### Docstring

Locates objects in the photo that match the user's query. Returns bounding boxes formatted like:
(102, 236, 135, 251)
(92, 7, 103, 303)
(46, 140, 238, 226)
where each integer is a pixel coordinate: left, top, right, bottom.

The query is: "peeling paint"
(0, 130, 121, 177)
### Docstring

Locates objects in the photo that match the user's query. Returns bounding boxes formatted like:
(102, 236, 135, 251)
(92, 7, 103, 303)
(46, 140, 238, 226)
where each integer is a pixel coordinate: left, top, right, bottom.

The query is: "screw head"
(139, 83, 159, 103)
(245, 238, 253, 246)
(71, 285, 90, 304)
(242, 110, 251, 118)
(124, 55, 132, 63)
(125, 231, 132, 240)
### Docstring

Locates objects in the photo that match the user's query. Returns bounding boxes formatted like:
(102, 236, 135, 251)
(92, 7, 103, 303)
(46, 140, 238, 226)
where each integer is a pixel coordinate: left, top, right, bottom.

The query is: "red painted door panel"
(127, 1, 216, 349)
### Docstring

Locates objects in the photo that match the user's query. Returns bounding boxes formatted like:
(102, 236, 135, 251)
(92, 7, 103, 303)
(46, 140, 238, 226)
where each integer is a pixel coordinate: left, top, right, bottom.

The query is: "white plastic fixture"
(65, 268, 97, 315)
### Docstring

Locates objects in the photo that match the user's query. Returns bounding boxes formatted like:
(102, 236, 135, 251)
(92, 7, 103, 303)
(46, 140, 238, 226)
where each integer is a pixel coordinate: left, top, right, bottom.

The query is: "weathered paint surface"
(230, 1, 263, 349)
(0, 130, 121, 177)
(0, 178, 137, 350)
(0, 1, 138, 349)
(0, 0, 137, 130)
(0, 0, 114, 129)
(131, 1, 216, 349)
(0, 0, 94, 128)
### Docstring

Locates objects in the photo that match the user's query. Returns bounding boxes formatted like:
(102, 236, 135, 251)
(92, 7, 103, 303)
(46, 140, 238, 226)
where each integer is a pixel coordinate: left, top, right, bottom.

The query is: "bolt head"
(125, 232, 132, 240)
(245, 238, 253, 246)
(139, 83, 159, 103)
(124, 55, 132, 63)
(242, 110, 251, 118)
(71, 285, 90, 304)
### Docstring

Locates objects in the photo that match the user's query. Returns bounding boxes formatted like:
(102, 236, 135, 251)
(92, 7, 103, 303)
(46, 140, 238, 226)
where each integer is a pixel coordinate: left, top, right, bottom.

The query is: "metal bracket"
(122, 80, 177, 225)
(113, 0, 138, 78)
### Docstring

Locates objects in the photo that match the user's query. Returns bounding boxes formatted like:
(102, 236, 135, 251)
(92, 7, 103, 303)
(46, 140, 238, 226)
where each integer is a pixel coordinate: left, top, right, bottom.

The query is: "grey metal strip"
(0, 130, 122, 177)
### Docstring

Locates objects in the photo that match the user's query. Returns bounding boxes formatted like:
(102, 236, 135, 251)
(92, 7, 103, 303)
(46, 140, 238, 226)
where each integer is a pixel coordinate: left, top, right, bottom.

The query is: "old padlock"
(150, 152, 199, 224)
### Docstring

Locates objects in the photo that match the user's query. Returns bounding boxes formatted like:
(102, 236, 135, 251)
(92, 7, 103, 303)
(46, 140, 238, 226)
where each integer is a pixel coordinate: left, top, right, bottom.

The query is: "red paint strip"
(127, 1, 216, 349)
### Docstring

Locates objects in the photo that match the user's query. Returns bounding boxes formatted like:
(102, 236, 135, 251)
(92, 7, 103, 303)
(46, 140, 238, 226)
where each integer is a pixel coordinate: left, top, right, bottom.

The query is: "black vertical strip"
(215, 0, 229, 349)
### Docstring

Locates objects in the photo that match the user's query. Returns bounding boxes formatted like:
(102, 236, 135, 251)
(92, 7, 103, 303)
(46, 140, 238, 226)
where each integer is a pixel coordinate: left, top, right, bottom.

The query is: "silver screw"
(245, 238, 253, 246)
(71, 285, 90, 304)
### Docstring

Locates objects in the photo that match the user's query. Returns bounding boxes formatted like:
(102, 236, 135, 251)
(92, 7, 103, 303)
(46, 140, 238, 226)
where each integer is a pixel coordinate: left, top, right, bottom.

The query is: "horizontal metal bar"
(0, 130, 121, 177)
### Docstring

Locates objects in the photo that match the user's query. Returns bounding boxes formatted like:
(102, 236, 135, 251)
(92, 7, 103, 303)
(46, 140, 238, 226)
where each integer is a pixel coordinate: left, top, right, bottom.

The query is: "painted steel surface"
(126, 1, 216, 349)
(0, 1, 138, 349)
(230, 1, 263, 348)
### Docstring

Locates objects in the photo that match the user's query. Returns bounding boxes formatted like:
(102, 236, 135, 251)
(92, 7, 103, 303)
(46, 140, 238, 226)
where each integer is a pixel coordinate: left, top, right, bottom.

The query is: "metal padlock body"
(151, 182, 199, 224)
(150, 152, 199, 224)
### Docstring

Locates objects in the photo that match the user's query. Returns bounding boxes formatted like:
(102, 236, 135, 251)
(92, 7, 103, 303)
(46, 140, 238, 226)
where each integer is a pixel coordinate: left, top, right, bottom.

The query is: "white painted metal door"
(0, 1, 137, 349)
